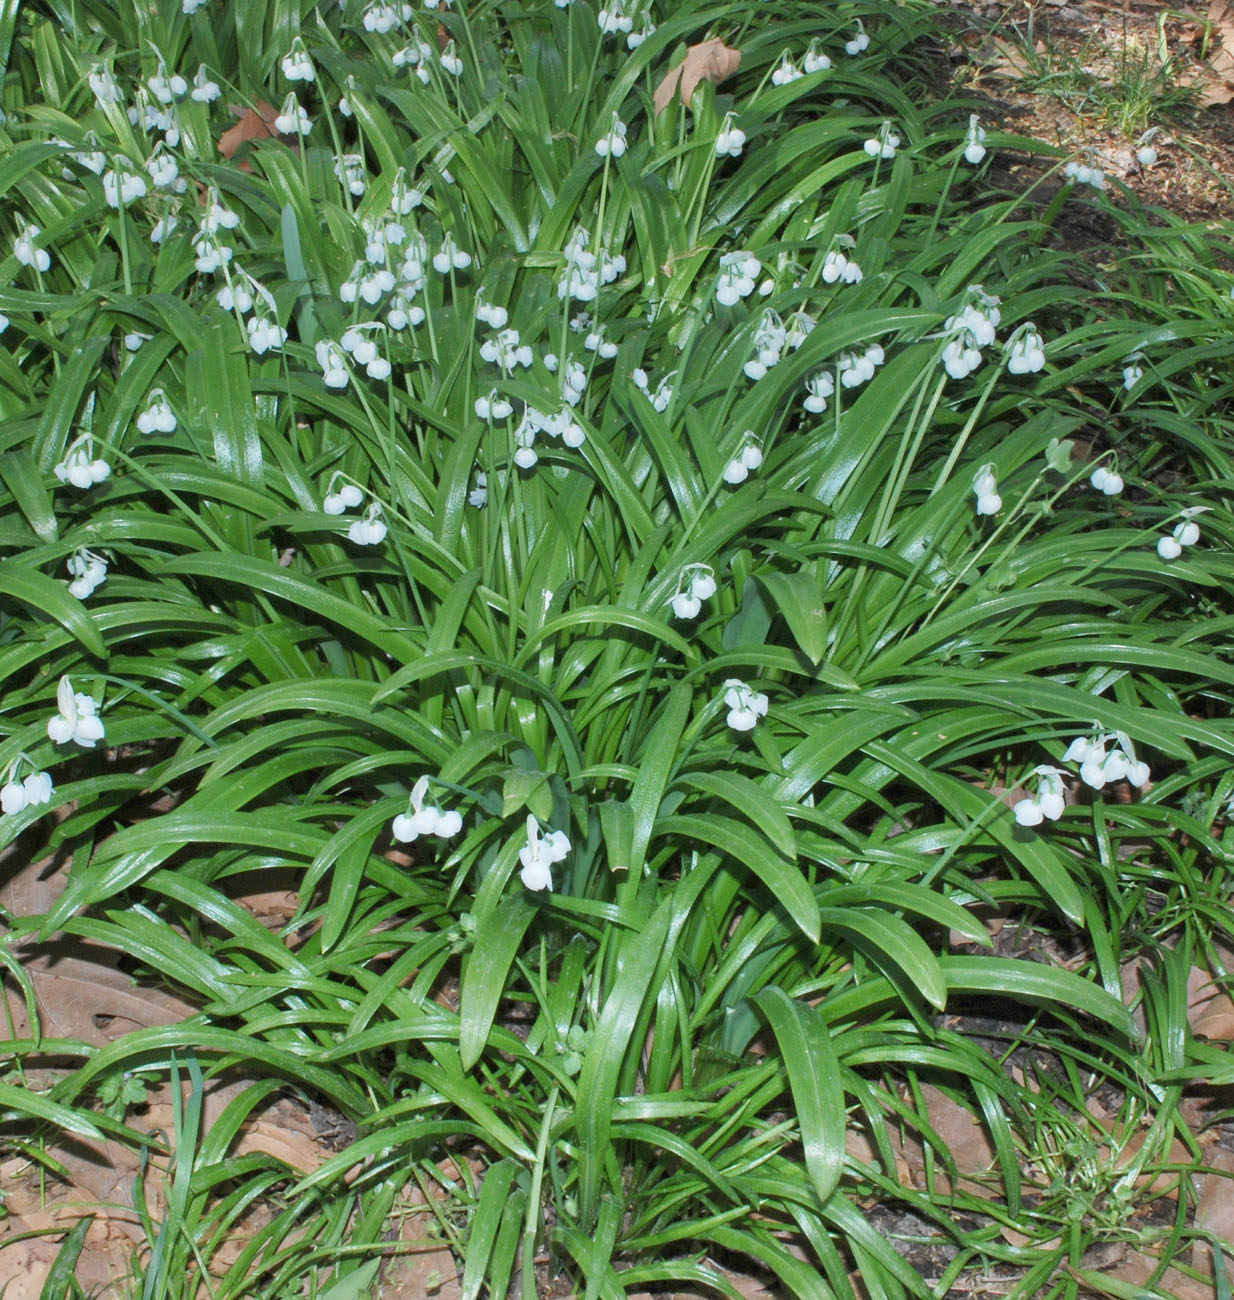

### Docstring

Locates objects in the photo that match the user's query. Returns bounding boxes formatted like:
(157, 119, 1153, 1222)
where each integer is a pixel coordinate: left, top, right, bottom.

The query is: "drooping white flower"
(597, 0, 633, 34)
(88, 65, 123, 104)
(136, 389, 177, 434)
(804, 39, 832, 73)
(14, 224, 51, 273)
(274, 93, 312, 136)
(627, 15, 654, 46)
(1006, 325, 1046, 375)
(839, 343, 884, 389)
(469, 471, 488, 508)
(723, 435, 764, 485)
(363, 1, 404, 33)
(1064, 160, 1106, 190)
(1063, 730, 1150, 790)
(723, 679, 769, 732)
(148, 61, 188, 104)
(771, 52, 803, 86)
(191, 64, 221, 102)
(316, 339, 350, 389)
(54, 436, 111, 490)
(963, 114, 987, 165)
(439, 40, 464, 75)
(323, 474, 364, 514)
(518, 813, 571, 891)
(972, 464, 1001, 516)
(863, 121, 900, 159)
(67, 548, 109, 600)
(347, 501, 388, 545)
(715, 251, 760, 306)
(475, 389, 514, 420)
(1013, 765, 1067, 826)
(802, 371, 835, 414)
(1, 763, 54, 817)
(246, 315, 287, 355)
(715, 113, 746, 158)
(281, 41, 316, 82)
(392, 776, 462, 842)
(844, 22, 870, 55)
(670, 590, 701, 619)
(334, 153, 367, 197)
(47, 677, 105, 748)
(432, 235, 471, 274)
(1136, 144, 1158, 167)
(594, 113, 628, 159)
(103, 165, 148, 208)
(1089, 465, 1124, 496)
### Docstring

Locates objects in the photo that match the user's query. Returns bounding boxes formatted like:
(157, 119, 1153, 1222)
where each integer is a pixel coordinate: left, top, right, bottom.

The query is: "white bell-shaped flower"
(518, 814, 570, 891)
(723, 679, 769, 732)
(347, 501, 388, 545)
(47, 676, 105, 748)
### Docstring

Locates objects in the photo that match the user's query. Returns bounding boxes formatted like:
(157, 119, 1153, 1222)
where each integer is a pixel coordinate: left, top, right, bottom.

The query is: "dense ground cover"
(1, 0, 1233, 1295)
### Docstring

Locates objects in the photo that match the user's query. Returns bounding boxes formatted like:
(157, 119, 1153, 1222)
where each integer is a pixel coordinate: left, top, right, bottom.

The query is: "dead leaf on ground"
(1184, 0, 1234, 105)
(218, 101, 289, 166)
(653, 39, 741, 116)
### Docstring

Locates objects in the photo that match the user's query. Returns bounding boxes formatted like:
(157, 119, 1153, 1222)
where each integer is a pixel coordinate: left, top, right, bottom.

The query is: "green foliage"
(1, 0, 1233, 1294)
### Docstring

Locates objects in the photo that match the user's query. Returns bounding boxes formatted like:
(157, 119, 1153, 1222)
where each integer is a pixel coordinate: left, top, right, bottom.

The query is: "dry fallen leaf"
(1187, 0, 1234, 105)
(653, 39, 741, 116)
(218, 101, 283, 163)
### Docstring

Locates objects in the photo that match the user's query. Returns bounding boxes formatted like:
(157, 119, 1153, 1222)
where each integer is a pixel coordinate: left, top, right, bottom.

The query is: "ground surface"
(3, 3, 1234, 1297)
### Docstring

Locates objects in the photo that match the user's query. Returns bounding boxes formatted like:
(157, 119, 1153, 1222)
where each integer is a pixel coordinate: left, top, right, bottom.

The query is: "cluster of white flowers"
(722, 434, 764, 485)
(1064, 731, 1150, 790)
(192, 65, 221, 102)
(744, 311, 787, 381)
(433, 234, 472, 275)
(193, 187, 241, 273)
(1089, 464, 1124, 496)
(594, 113, 628, 159)
(1012, 765, 1066, 826)
(519, 813, 571, 891)
(136, 389, 177, 434)
(669, 565, 717, 619)
(322, 474, 364, 514)
(512, 403, 587, 467)
(771, 52, 803, 86)
(476, 294, 509, 330)
(348, 501, 389, 545)
(1064, 160, 1106, 190)
(597, 0, 633, 33)
(475, 389, 513, 421)
(103, 161, 148, 209)
(557, 226, 625, 302)
(972, 464, 1001, 516)
(391, 776, 463, 843)
(839, 343, 884, 389)
(469, 470, 489, 507)
(1, 761, 54, 817)
(845, 22, 870, 55)
(632, 367, 674, 412)
(963, 115, 987, 165)
(341, 323, 392, 380)
(67, 548, 108, 600)
(863, 122, 899, 159)
(582, 322, 618, 359)
(54, 435, 111, 490)
(802, 371, 835, 414)
(48, 677, 105, 748)
(1157, 517, 1200, 561)
(822, 239, 862, 285)
(1006, 325, 1046, 375)
(364, 2, 414, 35)
(723, 679, 769, 732)
(15, 223, 51, 273)
(145, 143, 186, 194)
(274, 92, 312, 136)
(334, 153, 367, 197)
(940, 287, 1002, 380)
(281, 39, 315, 82)
(715, 113, 746, 158)
(716, 251, 760, 307)
(480, 327, 534, 372)
(803, 40, 832, 73)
